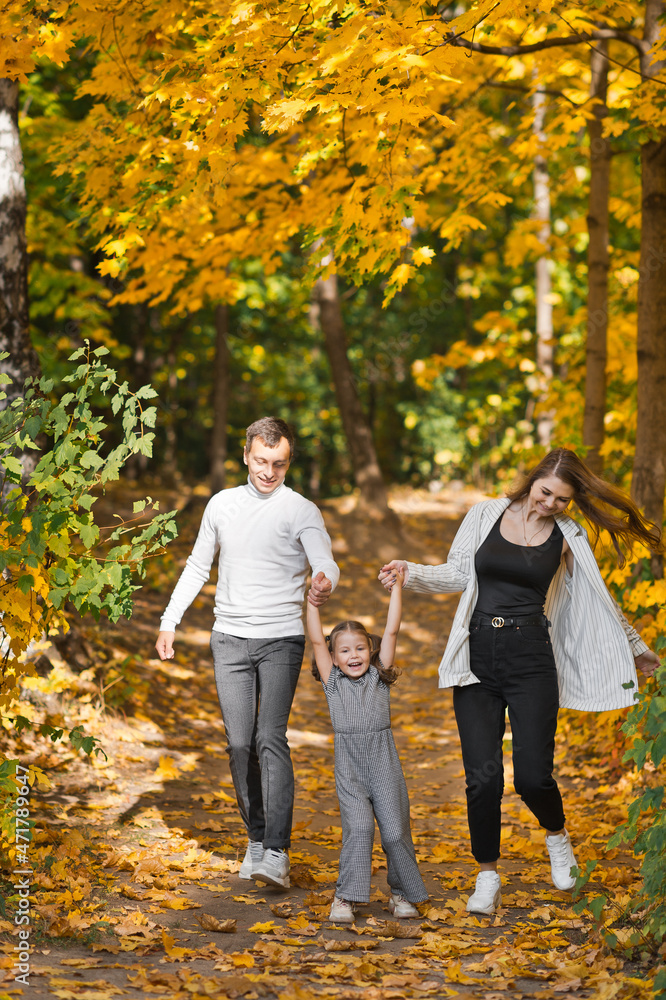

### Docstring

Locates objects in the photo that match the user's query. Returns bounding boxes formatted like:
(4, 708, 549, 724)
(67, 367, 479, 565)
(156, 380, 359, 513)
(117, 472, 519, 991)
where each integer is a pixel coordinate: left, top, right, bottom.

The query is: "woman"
(379, 448, 661, 916)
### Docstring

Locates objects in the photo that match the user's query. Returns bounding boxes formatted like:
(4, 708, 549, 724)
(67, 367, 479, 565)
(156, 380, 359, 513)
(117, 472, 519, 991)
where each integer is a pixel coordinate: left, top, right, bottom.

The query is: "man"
(155, 417, 338, 888)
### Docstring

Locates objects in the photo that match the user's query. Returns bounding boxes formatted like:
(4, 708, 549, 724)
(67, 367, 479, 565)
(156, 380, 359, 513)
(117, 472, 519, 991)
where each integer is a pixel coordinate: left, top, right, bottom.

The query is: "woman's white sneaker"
(388, 893, 420, 918)
(546, 830, 577, 890)
(239, 840, 264, 879)
(466, 871, 501, 915)
(329, 896, 356, 923)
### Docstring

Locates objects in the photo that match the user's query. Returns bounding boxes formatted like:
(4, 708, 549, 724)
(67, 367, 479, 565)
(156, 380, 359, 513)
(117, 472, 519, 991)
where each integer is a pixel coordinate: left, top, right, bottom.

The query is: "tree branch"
(444, 29, 646, 57)
(485, 80, 586, 108)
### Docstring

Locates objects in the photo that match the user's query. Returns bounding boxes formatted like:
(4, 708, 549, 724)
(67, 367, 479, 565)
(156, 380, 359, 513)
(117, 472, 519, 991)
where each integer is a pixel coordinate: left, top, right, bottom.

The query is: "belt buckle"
(491, 616, 505, 628)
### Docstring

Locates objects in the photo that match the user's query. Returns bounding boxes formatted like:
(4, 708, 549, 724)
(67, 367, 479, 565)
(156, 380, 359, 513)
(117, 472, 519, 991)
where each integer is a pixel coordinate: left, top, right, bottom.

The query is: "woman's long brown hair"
(506, 448, 662, 566)
(311, 621, 400, 685)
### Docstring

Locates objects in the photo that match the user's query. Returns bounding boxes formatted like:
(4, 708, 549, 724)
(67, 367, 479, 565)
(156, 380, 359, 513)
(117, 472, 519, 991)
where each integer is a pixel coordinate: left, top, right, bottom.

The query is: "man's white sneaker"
(466, 871, 501, 915)
(546, 830, 577, 890)
(239, 840, 264, 880)
(388, 893, 421, 918)
(329, 896, 355, 923)
(251, 848, 290, 889)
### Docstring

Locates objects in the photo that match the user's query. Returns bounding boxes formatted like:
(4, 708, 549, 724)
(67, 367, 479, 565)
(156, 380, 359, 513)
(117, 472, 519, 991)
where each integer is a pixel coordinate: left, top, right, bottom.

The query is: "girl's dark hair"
(311, 620, 400, 685)
(506, 447, 662, 567)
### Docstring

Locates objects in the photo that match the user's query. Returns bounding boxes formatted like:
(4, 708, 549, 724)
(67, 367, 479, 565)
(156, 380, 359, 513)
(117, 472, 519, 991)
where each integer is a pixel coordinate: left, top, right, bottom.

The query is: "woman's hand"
(378, 560, 408, 591)
(635, 650, 661, 677)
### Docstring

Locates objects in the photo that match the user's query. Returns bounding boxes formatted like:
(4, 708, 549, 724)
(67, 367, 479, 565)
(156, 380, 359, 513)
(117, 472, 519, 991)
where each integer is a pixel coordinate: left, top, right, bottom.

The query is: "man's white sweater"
(160, 479, 339, 638)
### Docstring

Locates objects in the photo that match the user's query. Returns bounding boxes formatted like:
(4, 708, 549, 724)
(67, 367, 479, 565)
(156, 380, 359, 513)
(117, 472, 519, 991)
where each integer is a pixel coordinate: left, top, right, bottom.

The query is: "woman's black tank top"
(474, 511, 564, 617)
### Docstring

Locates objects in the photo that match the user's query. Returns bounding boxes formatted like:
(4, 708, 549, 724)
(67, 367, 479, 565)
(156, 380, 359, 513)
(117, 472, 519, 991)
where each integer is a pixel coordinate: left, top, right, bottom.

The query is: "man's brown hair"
(245, 417, 294, 458)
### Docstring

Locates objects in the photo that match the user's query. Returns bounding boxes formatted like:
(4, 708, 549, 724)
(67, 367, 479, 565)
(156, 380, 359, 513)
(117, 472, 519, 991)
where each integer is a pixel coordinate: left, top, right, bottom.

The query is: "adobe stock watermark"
(12, 763, 32, 987)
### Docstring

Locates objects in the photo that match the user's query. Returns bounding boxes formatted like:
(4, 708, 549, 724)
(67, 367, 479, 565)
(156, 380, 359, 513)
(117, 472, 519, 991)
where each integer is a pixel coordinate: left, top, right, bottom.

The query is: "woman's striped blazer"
(405, 497, 647, 712)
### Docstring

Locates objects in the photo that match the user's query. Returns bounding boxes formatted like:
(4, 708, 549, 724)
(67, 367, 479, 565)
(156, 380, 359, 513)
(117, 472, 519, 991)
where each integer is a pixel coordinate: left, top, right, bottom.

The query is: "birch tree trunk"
(582, 43, 611, 476)
(0, 80, 39, 400)
(210, 303, 230, 495)
(632, 0, 666, 571)
(312, 273, 392, 516)
(0, 80, 40, 491)
(533, 83, 554, 447)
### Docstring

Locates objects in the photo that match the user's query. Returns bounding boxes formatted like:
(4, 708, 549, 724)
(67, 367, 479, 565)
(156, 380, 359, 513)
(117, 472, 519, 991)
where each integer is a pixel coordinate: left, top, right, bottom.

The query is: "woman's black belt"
(470, 613, 551, 629)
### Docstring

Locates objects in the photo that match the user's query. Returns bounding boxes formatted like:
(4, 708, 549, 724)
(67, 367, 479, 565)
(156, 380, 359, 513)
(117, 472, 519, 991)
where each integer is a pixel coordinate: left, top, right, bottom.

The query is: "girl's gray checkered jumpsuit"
(323, 665, 428, 904)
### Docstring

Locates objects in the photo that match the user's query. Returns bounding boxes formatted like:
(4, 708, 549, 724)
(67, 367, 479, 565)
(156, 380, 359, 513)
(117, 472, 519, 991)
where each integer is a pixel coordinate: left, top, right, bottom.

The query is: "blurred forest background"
(2, 0, 664, 527)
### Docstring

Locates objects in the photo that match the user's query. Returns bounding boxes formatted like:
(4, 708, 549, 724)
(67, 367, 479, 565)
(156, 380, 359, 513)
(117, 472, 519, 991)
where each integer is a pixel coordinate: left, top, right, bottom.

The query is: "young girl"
(307, 568, 428, 923)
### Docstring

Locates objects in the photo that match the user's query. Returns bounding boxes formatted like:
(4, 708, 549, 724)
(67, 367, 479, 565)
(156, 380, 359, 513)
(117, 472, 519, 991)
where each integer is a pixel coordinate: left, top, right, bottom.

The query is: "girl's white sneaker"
(329, 896, 356, 923)
(388, 893, 420, 918)
(466, 871, 501, 915)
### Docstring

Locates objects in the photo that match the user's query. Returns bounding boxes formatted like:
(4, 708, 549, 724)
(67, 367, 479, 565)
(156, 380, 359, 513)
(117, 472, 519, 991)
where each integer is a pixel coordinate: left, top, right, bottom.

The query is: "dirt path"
(1, 487, 651, 999)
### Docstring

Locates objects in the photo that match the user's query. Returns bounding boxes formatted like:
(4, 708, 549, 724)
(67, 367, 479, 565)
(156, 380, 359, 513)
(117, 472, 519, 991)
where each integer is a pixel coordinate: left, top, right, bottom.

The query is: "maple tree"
(438, 0, 666, 548)
(2, 0, 665, 518)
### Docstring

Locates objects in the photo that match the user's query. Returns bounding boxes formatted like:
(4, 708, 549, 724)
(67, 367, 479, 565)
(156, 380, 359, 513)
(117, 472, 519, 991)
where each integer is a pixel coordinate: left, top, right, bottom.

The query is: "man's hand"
(635, 649, 661, 677)
(155, 631, 176, 660)
(308, 571, 332, 607)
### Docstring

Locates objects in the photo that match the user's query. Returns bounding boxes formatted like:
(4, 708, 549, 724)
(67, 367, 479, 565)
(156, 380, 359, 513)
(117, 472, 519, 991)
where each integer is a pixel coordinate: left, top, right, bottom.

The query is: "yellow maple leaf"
(248, 920, 278, 933)
(412, 246, 435, 266)
(197, 913, 237, 932)
(161, 928, 190, 958)
(154, 755, 181, 781)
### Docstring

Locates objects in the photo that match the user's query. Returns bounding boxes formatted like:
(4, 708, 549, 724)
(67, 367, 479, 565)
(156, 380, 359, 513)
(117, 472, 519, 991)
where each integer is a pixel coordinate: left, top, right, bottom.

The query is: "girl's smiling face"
(332, 630, 371, 679)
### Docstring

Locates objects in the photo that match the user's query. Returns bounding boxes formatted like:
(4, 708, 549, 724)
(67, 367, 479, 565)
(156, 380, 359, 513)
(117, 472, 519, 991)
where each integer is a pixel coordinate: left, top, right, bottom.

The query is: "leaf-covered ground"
(0, 486, 659, 999)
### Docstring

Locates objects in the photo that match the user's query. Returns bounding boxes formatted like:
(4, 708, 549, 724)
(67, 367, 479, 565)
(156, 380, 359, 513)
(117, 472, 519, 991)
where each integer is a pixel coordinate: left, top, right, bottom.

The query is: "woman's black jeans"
(452, 618, 565, 864)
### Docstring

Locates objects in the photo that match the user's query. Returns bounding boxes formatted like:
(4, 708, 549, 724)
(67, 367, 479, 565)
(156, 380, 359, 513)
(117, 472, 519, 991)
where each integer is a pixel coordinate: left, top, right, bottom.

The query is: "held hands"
(155, 631, 175, 660)
(378, 560, 408, 591)
(308, 571, 332, 607)
(635, 650, 661, 677)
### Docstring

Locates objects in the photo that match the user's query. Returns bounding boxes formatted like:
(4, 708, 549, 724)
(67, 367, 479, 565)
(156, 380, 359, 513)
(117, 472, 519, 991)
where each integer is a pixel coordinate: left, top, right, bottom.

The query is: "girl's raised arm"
(306, 593, 334, 685)
(380, 567, 404, 668)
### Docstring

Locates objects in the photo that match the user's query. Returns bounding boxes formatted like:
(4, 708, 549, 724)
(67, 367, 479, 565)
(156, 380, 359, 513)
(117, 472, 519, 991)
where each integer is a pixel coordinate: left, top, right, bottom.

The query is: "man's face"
(243, 436, 291, 494)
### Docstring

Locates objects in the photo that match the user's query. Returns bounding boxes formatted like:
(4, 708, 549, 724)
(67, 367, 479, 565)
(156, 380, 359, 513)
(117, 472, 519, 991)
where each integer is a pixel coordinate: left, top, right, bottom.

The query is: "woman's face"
(529, 475, 574, 516)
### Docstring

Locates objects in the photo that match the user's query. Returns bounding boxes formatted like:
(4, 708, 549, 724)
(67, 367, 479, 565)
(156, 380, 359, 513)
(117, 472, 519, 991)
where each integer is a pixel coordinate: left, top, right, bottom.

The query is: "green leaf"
(135, 385, 158, 399)
(79, 521, 99, 549)
(136, 433, 154, 457)
(2, 455, 23, 477)
(652, 730, 666, 766)
(69, 725, 107, 758)
(80, 449, 104, 470)
(39, 724, 65, 743)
